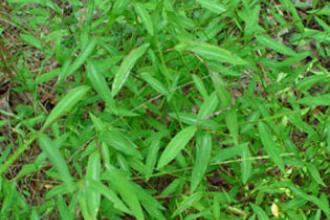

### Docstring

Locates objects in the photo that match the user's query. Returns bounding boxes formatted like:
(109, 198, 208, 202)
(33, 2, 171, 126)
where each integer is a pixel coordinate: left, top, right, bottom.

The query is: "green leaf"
(157, 126, 197, 169)
(210, 72, 232, 108)
(79, 188, 93, 220)
(145, 137, 161, 180)
(225, 109, 239, 144)
(241, 144, 252, 184)
(61, 39, 97, 80)
(211, 72, 238, 143)
(258, 122, 285, 172)
(20, 34, 42, 50)
(134, 3, 154, 36)
(191, 132, 212, 191)
(307, 163, 325, 186)
(172, 192, 203, 217)
(43, 86, 90, 128)
(86, 151, 101, 219)
(250, 204, 269, 220)
(112, 43, 150, 97)
(288, 184, 330, 217)
(197, 0, 226, 14)
(176, 41, 247, 65)
(140, 72, 170, 97)
(197, 92, 219, 119)
(192, 74, 208, 99)
(256, 35, 297, 56)
(212, 144, 243, 163)
(38, 134, 73, 188)
(100, 130, 142, 158)
(87, 62, 116, 108)
(134, 185, 166, 220)
(57, 196, 74, 220)
(104, 166, 144, 220)
(296, 94, 330, 106)
(87, 179, 130, 214)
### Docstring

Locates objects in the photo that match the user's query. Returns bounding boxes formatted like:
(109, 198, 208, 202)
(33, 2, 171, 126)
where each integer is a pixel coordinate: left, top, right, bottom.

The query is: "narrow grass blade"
(256, 35, 297, 56)
(145, 137, 161, 180)
(225, 109, 239, 144)
(212, 144, 243, 163)
(197, 0, 226, 14)
(258, 122, 285, 172)
(38, 134, 73, 188)
(172, 192, 203, 217)
(86, 151, 101, 219)
(250, 204, 269, 220)
(111, 43, 150, 97)
(63, 39, 97, 79)
(191, 132, 212, 191)
(104, 167, 144, 220)
(296, 94, 330, 106)
(134, 3, 154, 36)
(192, 74, 208, 99)
(140, 72, 170, 97)
(176, 41, 247, 65)
(43, 86, 90, 128)
(20, 34, 42, 50)
(210, 72, 231, 108)
(288, 184, 330, 217)
(88, 179, 130, 214)
(197, 92, 218, 119)
(57, 196, 74, 220)
(241, 144, 252, 184)
(157, 126, 197, 169)
(87, 62, 115, 108)
(307, 163, 325, 186)
(100, 130, 142, 158)
(134, 185, 166, 220)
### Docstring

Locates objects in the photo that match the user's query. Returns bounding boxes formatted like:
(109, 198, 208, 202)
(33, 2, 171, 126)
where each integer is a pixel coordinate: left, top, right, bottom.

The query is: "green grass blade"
(140, 72, 170, 97)
(87, 62, 116, 108)
(176, 41, 247, 65)
(38, 134, 73, 188)
(88, 179, 131, 214)
(157, 126, 197, 169)
(241, 144, 252, 184)
(43, 86, 90, 128)
(191, 132, 212, 191)
(197, 0, 226, 14)
(100, 130, 142, 158)
(86, 151, 101, 219)
(257, 122, 285, 172)
(60, 39, 96, 81)
(197, 92, 219, 119)
(296, 94, 330, 106)
(256, 35, 297, 56)
(134, 3, 154, 36)
(111, 43, 150, 97)
(104, 167, 144, 220)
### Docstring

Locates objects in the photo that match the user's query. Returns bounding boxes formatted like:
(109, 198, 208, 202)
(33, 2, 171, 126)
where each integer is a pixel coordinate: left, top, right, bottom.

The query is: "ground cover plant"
(0, 0, 329, 219)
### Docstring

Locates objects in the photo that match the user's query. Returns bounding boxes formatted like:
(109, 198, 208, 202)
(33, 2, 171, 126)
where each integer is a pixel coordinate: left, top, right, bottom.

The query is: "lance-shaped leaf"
(134, 3, 154, 36)
(157, 126, 197, 169)
(176, 41, 247, 65)
(256, 35, 297, 56)
(87, 62, 116, 108)
(43, 86, 90, 128)
(39, 134, 73, 188)
(258, 122, 285, 172)
(191, 132, 212, 191)
(104, 166, 144, 220)
(112, 43, 150, 97)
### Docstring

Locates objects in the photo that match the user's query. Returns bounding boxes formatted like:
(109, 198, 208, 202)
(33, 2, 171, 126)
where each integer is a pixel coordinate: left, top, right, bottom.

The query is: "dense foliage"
(0, 0, 329, 219)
